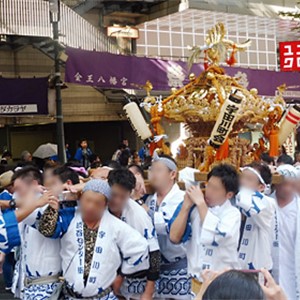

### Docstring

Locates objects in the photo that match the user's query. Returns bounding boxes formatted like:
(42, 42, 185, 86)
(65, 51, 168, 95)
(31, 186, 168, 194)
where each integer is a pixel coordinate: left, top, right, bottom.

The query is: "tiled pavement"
(0, 275, 15, 300)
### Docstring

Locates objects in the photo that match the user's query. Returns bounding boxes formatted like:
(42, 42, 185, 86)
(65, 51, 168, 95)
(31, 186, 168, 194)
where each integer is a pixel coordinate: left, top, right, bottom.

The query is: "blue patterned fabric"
(64, 291, 118, 300)
(168, 201, 194, 243)
(51, 207, 76, 239)
(2, 210, 21, 253)
(23, 282, 59, 300)
(121, 277, 147, 298)
(157, 268, 191, 299)
(121, 268, 191, 299)
(0, 190, 13, 200)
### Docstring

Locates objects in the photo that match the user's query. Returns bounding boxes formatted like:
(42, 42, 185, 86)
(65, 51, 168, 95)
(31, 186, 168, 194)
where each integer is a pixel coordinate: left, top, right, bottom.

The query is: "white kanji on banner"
(167, 63, 185, 88)
(109, 76, 118, 85)
(284, 132, 295, 157)
(234, 71, 249, 88)
(97, 76, 106, 83)
(74, 72, 83, 82)
(86, 74, 94, 83)
(120, 77, 128, 86)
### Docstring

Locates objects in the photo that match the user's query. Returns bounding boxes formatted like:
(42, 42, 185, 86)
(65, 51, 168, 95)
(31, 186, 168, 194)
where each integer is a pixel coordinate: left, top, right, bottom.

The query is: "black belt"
(160, 257, 187, 272)
(64, 284, 112, 299)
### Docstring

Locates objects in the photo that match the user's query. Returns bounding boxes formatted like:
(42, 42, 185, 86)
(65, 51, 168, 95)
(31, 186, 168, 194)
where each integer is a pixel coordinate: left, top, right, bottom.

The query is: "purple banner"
(65, 47, 300, 97)
(0, 77, 48, 115)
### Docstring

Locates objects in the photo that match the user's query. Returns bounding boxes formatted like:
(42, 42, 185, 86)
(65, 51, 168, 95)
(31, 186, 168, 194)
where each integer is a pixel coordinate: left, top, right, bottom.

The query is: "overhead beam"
(187, 0, 296, 18)
(73, 0, 102, 15)
(136, 0, 180, 24)
(136, 0, 297, 23)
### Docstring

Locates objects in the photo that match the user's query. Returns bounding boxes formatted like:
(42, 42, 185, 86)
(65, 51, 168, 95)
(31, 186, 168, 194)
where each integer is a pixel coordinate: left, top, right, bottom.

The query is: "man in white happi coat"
(170, 164, 241, 296)
(0, 192, 50, 253)
(0, 190, 51, 295)
(272, 164, 300, 300)
(49, 165, 81, 209)
(39, 179, 150, 300)
(236, 162, 276, 271)
(9, 166, 63, 299)
(144, 153, 190, 299)
(107, 168, 160, 300)
(0, 213, 17, 255)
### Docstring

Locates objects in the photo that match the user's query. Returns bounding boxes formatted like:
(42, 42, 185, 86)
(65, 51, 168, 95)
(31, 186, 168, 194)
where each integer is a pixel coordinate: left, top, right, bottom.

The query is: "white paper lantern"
(279, 105, 300, 145)
(123, 102, 152, 141)
(48, 89, 56, 116)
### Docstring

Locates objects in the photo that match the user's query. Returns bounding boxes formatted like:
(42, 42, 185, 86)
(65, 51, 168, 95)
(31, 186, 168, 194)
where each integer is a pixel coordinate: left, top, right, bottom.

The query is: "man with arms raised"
(237, 162, 276, 271)
(3, 166, 62, 299)
(170, 164, 241, 296)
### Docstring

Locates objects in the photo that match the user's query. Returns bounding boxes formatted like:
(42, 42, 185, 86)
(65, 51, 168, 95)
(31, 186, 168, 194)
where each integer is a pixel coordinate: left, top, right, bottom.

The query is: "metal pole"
(51, 1, 66, 163)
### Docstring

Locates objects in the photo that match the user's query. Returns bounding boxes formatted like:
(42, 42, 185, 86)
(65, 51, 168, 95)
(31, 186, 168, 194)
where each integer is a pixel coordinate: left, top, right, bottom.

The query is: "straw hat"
(0, 170, 14, 189)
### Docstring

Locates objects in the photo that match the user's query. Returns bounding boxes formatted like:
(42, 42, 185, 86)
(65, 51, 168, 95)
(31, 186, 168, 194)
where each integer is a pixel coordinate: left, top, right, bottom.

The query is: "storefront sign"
(107, 26, 139, 39)
(279, 41, 300, 72)
(0, 104, 38, 114)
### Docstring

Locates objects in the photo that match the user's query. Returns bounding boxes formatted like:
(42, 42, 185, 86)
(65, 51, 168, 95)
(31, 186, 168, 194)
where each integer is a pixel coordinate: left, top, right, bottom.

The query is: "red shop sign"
(279, 41, 300, 72)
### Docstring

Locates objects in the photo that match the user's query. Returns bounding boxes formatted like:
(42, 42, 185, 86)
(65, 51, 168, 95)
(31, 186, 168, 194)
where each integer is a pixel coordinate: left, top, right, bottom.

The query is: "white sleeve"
(22, 205, 47, 228)
(200, 207, 241, 247)
(153, 211, 167, 235)
(153, 194, 185, 236)
(117, 222, 150, 275)
(145, 196, 169, 236)
(236, 190, 274, 229)
(144, 222, 160, 253)
(132, 204, 160, 252)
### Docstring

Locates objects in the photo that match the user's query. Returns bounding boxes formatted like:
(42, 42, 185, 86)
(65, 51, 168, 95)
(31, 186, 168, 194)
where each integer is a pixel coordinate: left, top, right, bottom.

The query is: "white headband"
(277, 164, 298, 179)
(152, 152, 177, 171)
(241, 167, 267, 187)
(101, 166, 113, 171)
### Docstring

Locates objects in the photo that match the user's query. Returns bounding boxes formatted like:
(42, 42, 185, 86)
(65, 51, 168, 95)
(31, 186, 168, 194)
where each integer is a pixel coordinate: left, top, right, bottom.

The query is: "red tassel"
(216, 138, 229, 160)
(149, 142, 157, 156)
(269, 129, 279, 157)
(204, 50, 209, 70)
(226, 46, 237, 66)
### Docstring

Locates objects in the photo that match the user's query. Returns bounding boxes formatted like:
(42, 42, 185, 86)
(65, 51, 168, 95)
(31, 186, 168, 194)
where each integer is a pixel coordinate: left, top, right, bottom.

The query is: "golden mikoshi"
(139, 23, 297, 171)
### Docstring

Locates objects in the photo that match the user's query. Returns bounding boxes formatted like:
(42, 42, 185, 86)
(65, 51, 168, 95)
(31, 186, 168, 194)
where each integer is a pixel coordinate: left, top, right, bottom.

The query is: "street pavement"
(0, 275, 14, 299)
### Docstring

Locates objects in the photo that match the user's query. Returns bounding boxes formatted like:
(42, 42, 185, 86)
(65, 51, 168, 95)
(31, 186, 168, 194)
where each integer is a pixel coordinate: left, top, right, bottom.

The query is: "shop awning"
(0, 77, 49, 115)
(65, 47, 300, 99)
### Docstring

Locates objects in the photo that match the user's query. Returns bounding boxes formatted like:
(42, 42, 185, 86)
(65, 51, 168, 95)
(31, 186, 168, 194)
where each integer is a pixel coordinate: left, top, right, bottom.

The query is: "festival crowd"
(0, 138, 299, 300)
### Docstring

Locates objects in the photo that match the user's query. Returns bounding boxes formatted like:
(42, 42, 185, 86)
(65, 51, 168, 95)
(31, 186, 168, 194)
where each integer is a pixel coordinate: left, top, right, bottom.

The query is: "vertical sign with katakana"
(279, 41, 300, 72)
